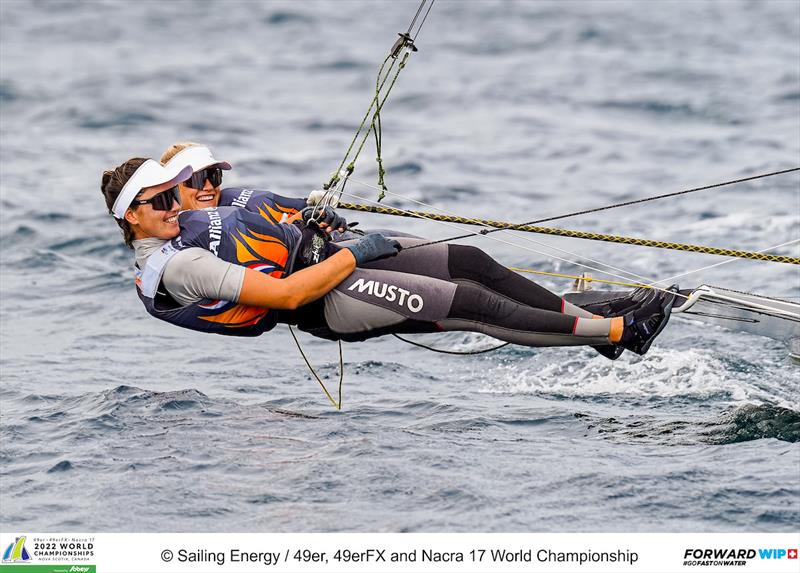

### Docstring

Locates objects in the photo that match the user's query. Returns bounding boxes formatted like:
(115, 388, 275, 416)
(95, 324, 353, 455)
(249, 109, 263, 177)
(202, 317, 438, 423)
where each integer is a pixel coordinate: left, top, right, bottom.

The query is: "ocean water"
(0, 0, 798, 532)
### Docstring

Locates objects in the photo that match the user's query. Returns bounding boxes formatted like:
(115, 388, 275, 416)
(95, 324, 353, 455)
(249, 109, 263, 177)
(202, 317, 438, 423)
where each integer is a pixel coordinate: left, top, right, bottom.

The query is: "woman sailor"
(101, 157, 676, 355)
(159, 142, 414, 241)
(159, 141, 309, 218)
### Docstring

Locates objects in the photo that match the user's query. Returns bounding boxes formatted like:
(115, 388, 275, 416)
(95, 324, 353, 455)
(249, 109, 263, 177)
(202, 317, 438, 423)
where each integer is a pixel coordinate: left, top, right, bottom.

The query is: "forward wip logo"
(2, 536, 32, 562)
(758, 548, 798, 559)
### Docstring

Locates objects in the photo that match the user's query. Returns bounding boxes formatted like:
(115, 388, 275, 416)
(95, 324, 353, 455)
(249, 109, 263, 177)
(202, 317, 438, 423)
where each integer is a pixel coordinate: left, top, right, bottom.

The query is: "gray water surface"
(1, 0, 798, 532)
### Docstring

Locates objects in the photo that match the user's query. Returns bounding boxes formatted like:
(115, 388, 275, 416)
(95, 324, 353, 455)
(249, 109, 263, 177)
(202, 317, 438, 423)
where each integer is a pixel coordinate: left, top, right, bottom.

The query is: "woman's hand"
(236, 248, 357, 310)
(344, 234, 402, 265)
(300, 206, 347, 234)
(306, 189, 339, 207)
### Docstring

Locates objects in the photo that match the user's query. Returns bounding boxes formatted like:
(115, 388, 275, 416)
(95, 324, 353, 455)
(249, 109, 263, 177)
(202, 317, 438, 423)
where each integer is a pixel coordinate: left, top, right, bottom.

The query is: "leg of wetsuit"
(314, 266, 613, 346)
(446, 244, 592, 315)
(352, 238, 593, 318)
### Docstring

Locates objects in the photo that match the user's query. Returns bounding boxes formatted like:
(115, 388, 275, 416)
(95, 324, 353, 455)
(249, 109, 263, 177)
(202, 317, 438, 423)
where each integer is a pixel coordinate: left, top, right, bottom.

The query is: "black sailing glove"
(300, 206, 347, 233)
(345, 233, 403, 265)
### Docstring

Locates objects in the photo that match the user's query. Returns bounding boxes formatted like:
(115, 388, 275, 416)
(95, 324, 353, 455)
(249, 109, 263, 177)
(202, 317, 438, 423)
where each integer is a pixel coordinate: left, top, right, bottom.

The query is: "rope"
(323, 0, 434, 194)
(344, 182, 675, 290)
(351, 50, 412, 201)
(288, 325, 344, 410)
(295, 0, 439, 407)
(389, 167, 800, 246)
(507, 268, 650, 289)
(412, 1, 436, 41)
(347, 181, 680, 296)
(649, 238, 800, 286)
(406, 0, 427, 34)
(326, 54, 397, 190)
(338, 202, 800, 265)
(392, 334, 509, 354)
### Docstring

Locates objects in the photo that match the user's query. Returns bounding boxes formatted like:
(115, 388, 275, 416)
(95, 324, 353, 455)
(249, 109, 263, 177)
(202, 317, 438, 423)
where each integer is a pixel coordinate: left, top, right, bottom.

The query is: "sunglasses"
(131, 186, 181, 211)
(185, 167, 223, 190)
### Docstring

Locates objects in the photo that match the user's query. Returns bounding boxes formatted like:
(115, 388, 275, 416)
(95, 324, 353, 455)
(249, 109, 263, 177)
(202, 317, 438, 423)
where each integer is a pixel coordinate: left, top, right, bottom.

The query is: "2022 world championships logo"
(2, 536, 32, 563)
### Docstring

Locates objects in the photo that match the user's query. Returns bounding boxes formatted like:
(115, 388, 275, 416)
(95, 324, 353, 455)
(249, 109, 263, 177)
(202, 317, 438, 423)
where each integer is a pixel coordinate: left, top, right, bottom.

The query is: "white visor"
(164, 145, 232, 174)
(112, 159, 194, 219)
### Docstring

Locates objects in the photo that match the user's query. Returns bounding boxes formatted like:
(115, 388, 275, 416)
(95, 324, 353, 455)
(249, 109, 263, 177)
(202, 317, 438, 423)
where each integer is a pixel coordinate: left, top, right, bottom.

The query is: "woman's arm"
(238, 233, 402, 310)
(237, 249, 356, 310)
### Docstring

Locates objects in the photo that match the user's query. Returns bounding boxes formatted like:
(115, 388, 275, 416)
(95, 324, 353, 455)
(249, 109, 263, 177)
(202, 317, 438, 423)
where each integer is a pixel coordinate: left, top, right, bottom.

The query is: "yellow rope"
(339, 202, 800, 265)
(506, 267, 651, 289)
(288, 325, 343, 410)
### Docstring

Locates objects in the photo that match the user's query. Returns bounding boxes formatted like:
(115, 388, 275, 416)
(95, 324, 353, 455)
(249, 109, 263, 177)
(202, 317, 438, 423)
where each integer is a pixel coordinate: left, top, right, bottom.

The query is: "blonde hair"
(160, 141, 203, 165)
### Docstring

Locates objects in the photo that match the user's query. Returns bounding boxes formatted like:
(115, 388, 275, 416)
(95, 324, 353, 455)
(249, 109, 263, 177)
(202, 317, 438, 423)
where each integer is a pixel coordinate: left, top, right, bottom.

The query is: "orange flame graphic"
(199, 304, 267, 328)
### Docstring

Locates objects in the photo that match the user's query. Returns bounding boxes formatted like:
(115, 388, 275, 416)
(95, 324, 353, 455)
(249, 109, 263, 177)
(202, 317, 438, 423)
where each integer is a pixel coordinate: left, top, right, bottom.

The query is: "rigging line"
(346, 178, 676, 286)
(335, 188, 681, 296)
(406, 0, 427, 35)
(347, 184, 663, 292)
(350, 52, 412, 174)
(398, 166, 800, 248)
(288, 325, 344, 410)
(412, 0, 436, 41)
(337, 194, 800, 265)
(392, 333, 509, 355)
(648, 239, 800, 286)
(347, 1, 434, 194)
(503, 239, 800, 291)
(507, 268, 652, 289)
(326, 0, 433, 190)
(327, 54, 398, 187)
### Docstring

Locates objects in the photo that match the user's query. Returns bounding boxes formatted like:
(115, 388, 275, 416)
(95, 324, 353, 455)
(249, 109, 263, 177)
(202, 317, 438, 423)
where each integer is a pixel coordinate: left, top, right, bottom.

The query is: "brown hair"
(160, 141, 202, 165)
(101, 157, 148, 248)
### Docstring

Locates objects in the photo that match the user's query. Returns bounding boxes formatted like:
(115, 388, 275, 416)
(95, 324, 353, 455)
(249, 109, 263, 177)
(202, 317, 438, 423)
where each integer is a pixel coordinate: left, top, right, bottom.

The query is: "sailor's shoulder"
(219, 186, 274, 205)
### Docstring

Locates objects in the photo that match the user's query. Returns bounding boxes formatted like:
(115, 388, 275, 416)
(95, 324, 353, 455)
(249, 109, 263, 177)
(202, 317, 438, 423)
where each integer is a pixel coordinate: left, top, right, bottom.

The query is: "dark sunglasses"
(131, 186, 181, 211)
(185, 167, 223, 190)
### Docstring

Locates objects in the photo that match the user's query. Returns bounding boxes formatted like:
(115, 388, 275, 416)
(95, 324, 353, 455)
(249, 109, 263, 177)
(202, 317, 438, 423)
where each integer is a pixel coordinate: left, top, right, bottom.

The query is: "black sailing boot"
(618, 285, 679, 355)
(581, 286, 652, 317)
(584, 287, 652, 360)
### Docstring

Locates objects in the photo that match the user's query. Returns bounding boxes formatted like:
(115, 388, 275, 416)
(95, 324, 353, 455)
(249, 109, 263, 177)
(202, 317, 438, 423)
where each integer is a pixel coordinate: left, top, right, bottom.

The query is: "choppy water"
(1, 0, 798, 532)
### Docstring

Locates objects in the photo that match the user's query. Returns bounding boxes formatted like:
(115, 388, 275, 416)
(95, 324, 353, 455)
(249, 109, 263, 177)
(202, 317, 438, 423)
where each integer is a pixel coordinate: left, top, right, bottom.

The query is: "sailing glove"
(306, 189, 339, 207)
(345, 233, 403, 265)
(300, 206, 347, 232)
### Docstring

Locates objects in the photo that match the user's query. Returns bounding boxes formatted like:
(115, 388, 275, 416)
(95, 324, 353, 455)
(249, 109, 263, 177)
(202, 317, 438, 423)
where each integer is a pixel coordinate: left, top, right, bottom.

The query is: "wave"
(576, 403, 800, 444)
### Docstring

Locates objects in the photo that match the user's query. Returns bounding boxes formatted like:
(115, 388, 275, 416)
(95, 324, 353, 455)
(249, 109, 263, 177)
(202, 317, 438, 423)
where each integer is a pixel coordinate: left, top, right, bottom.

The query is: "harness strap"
(137, 241, 181, 298)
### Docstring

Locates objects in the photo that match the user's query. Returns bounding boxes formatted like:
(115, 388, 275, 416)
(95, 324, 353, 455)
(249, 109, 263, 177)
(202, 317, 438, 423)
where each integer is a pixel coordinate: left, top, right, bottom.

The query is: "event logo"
(682, 548, 755, 567)
(683, 547, 799, 567)
(2, 535, 32, 562)
(758, 548, 798, 559)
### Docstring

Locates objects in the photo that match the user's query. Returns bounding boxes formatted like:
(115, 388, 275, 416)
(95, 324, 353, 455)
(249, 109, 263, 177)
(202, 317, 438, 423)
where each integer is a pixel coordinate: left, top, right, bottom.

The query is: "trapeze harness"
(135, 206, 300, 336)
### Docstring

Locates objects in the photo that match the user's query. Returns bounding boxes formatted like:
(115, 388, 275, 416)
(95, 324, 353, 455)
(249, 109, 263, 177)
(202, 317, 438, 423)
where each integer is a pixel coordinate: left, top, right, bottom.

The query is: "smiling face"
(124, 181, 181, 241)
(177, 174, 220, 211)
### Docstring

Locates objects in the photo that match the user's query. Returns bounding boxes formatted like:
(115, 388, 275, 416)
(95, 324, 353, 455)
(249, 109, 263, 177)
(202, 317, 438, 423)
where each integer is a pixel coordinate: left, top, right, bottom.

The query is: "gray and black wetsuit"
(290, 237, 614, 347)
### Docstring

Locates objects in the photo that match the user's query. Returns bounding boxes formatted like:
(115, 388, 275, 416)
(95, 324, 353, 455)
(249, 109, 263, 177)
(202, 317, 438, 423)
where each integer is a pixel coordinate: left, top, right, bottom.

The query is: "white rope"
(649, 239, 800, 286)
